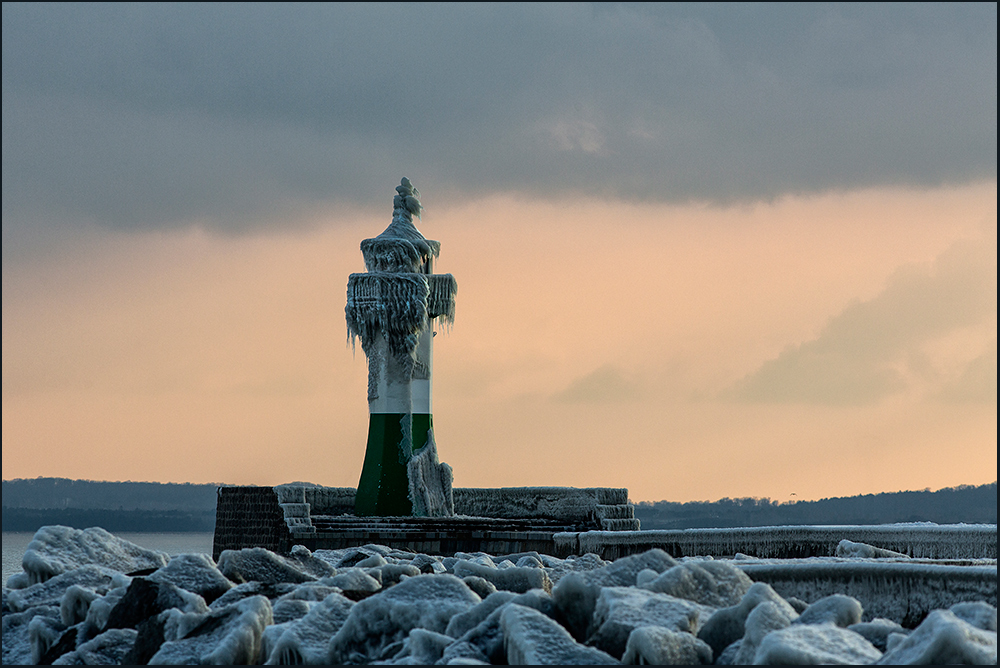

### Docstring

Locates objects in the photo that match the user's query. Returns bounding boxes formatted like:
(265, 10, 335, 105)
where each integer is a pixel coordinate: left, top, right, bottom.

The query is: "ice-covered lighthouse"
(346, 178, 458, 516)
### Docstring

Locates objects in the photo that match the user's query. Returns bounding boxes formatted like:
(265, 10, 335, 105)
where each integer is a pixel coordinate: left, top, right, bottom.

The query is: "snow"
(695, 581, 798, 658)
(147, 552, 233, 604)
(588, 586, 714, 658)
(216, 546, 334, 585)
(149, 594, 273, 664)
(263, 592, 354, 664)
(640, 560, 754, 608)
(453, 559, 552, 594)
(19, 527, 169, 585)
(500, 604, 617, 665)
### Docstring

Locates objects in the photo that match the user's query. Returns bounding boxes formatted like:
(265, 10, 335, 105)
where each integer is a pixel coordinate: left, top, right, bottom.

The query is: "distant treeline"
(2, 477, 221, 511)
(634, 482, 997, 529)
(1, 507, 216, 533)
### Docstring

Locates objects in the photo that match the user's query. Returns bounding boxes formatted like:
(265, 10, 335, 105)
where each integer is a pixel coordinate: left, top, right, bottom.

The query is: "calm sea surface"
(3, 531, 215, 586)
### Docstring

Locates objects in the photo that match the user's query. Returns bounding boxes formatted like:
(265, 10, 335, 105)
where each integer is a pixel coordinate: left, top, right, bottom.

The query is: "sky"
(2, 3, 996, 503)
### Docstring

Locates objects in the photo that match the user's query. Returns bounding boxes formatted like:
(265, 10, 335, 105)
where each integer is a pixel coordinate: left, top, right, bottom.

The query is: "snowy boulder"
(732, 600, 799, 664)
(28, 612, 69, 664)
(696, 581, 798, 658)
(836, 539, 910, 559)
(263, 592, 354, 665)
(463, 575, 499, 599)
(439, 589, 557, 665)
(6, 565, 128, 613)
(793, 594, 864, 627)
(271, 597, 314, 624)
(2, 605, 62, 665)
(950, 601, 997, 632)
(621, 625, 714, 665)
(385, 627, 455, 664)
(148, 594, 273, 665)
(105, 578, 208, 631)
(378, 562, 422, 586)
(51, 627, 138, 666)
(445, 591, 518, 638)
(640, 560, 753, 608)
(210, 581, 300, 608)
(500, 604, 618, 665)
(849, 618, 909, 652)
(876, 609, 998, 665)
(327, 573, 480, 664)
(217, 546, 333, 585)
(20, 526, 169, 585)
(454, 559, 552, 593)
(545, 552, 608, 585)
(552, 549, 677, 640)
(60, 583, 100, 626)
(588, 586, 713, 659)
(147, 553, 234, 604)
(754, 622, 883, 664)
(323, 567, 382, 600)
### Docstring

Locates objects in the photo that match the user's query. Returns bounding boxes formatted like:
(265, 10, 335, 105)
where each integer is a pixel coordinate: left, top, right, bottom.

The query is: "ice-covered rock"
(588, 586, 713, 659)
(445, 591, 518, 638)
(732, 600, 798, 664)
(77, 584, 129, 643)
(438, 589, 556, 665)
(836, 539, 910, 559)
(621, 625, 713, 665)
(877, 609, 998, 665)
(52, 627, 138, 665)
(410, 553, 446, 574)
(28, 612, 69, 664)
(210, 581, 300, 608)
(2, 605, 61, 665)
(20, 526, 169, 584)
(696, 581, 798, 659)
(794, 594, 863, 627)
(544, 552, 608, 585)
(105, 578, 208, 631)
(323, 567, 382, 600)
(217, 546, 334, 584)
(754, 622, 883, 664)
(462, 575, 498, 599)
(378, 562, 422, 586)
(328, 573, 480, 664)
(147, 553, 234, 604)
(849, 618, 909, 652)
(950, 601, 998, 632)
(640, 560, 753, 608)
(149, 594, 273, 664)
(6, 565, 128, 613)
(386, 627, 455, 664)
(500, 604, 618, 665)
(454, 559, 552, 594)
(552, 549, 677, 640)
(263, 592, 354, 664)
(271, 598, 315, 624)
(60, 583, 99, 626)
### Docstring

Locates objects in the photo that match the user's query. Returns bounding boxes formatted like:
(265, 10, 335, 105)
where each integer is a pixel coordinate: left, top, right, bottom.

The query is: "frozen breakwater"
(3, 526, 996, 665)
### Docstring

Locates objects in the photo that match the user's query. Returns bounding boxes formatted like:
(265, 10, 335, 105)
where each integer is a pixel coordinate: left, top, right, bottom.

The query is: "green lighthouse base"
(355, 413, 433, 516)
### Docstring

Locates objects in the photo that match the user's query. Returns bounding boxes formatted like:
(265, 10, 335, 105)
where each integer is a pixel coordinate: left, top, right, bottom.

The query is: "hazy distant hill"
(634, 482, 997, 529)
(2, 478, 995, 533)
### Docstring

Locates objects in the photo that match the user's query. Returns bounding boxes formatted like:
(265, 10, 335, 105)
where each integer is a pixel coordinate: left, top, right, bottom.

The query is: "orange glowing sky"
(2, 4, 996, 502)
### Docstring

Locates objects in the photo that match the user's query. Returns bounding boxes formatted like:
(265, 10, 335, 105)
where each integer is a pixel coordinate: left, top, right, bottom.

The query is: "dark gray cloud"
(726, 233, 997, 405)
(3, 3, 996, 236)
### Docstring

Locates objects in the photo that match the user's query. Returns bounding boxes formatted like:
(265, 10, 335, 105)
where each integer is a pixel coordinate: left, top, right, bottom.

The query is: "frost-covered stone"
(876, 609, 998, 665)
(149, 594, 273, 665)
(544, 552, 608, 585)
(147, 553, 233, 604)
(754, 622, 883, 664)
(696, 581, 798, 658)
(6, 565, 127, 613)
(2, 606, 61, 666)
(217, 546, 333, 584)
(105, 578, 208, 631)
(445, 591, 518, 638)
(794, 594, 864, 627)
(462, 575, 498, 599)
(271, 598, 314, 624)
(454, 559, 551, 593)
(28, 613, 69, 664)
(552, 549, 677, 640)
(328, 574, 480, 664)
(323, 567, 382, 600)
(500, 604, 618, 665)
(52, 627, 137, 666)
(60, 584, 99, 625)
(836, 539, 910, 559)
(732, 600, 798, 664)
(950, 601, 997, 632)
(21, 527, 169, 584)
(389, 627, 455, 664)
(264, 592, 353, 665)
(379, 563, 422, 586)
(439, 590, 557, 665)
(849, 618, 909, 652)
(589, 586, 712, 659)
(640, 560, 753, 608)
(621, 625, 713, 665)
(210, 581, 300, 608)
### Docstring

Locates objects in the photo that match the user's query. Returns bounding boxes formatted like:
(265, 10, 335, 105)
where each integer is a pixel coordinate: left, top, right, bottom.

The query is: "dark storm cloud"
(2, 3, 996, 233)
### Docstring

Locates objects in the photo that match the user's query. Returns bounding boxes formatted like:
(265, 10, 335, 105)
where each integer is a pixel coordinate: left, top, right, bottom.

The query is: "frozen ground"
(2, 526, 995, 665)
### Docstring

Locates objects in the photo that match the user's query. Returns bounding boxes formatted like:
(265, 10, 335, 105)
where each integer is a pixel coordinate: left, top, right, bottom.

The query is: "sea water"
(2, 531, 215, 585)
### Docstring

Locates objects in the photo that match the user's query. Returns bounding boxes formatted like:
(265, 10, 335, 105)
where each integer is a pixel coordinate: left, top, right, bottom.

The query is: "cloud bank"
(3, 3, 996, 237)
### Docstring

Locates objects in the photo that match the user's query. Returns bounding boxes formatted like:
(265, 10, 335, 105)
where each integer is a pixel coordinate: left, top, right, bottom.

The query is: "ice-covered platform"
(213, 485, 639, 560)
(556, 524, 998, 561)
